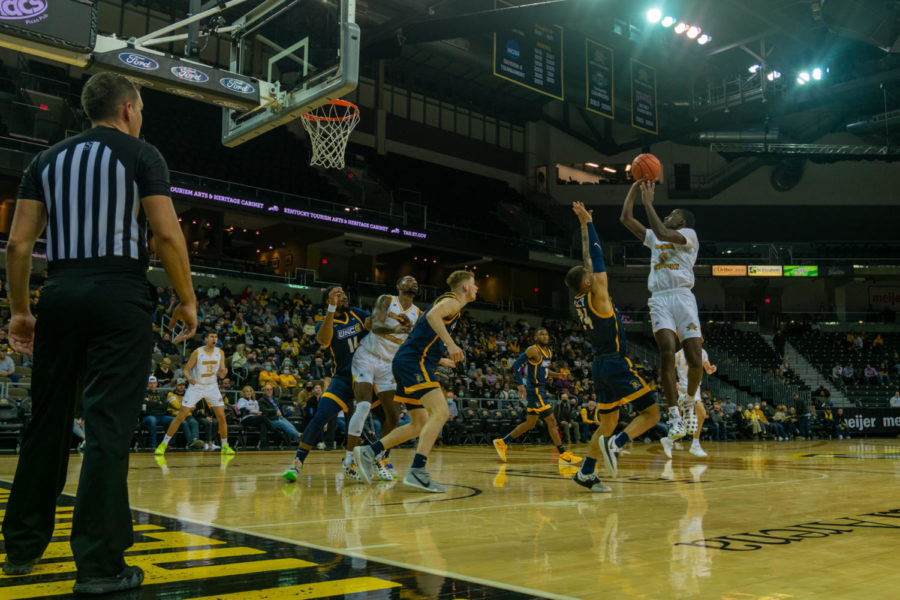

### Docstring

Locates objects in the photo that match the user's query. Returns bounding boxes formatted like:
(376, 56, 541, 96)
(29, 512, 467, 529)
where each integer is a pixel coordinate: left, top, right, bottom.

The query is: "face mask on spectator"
(266, 365, 272, 371)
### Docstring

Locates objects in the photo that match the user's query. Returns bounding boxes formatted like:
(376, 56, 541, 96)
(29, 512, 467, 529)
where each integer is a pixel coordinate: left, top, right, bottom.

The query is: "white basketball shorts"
(351, 347, 396, 391)
(182, 384, 224, 408)
(648, 289, 702, 341)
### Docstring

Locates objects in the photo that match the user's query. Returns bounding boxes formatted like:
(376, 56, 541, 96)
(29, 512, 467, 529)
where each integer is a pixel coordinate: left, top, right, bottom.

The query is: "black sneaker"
(3, 556, 40, 575)
(73, 565, 144, 596)
(572, 471, 612, 493)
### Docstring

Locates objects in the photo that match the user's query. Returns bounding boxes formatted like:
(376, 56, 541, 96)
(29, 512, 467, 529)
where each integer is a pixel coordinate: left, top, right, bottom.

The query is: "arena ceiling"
(127, 0, 900, 151)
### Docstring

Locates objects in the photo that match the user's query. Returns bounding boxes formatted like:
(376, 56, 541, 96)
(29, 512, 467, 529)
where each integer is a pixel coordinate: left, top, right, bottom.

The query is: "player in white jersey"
(155, 331, 234, 455)
(621, 179, 705, 440)
(660, 347, 717, 458)
(346, 276, 419, 480)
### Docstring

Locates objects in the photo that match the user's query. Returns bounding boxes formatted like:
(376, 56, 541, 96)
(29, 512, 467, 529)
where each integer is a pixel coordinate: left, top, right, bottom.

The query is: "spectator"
(236, 385, 271, 447)
(231, 344, 249, 372)
(835, 408, 850, 439)
(878, 362, 892, 386)
(0, 349, 18, 382)
(770, 405, 788, 441)
(554, 393, 578, 445)
(302, 317, 316, 337)
(260, 383, 299, 443)
(141, 376, 171, 448)
(309, 356, 328, 380)
(278, 367, 298, 391)
(821, 407, 836, 438)
(812, 383, 831, 406)
(722, 396, 737, 417)
(890, 391, 900, 409)
(154, 358, 175, 386)
(784, 407, 800, 439)
(158, 332, 177, 356)
(442, 391, 462, 446)
(709, 404, 727, 442)
(166, 378, 203, 449)
(258, 362, 279, 388)
(864, 364, 880, 385)
(841, 364, 855, 386)
(873, 334, 884, 351)
(579, 400, 600, 443)
(193, 393, 221, 451)
(831, 364, 843, 386)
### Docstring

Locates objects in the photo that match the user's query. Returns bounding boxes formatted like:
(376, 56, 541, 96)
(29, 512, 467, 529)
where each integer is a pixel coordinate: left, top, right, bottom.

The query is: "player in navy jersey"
(354, 270, 477, 492)
(566, 202, 660, 492)
(492, 328, 581, 465)
(282, 286, 370, 482)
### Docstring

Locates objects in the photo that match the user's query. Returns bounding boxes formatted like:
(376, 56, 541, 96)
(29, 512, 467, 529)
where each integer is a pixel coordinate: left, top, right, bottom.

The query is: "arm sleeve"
(586, 223, 606, 273)
(642, 228, 655, 249)
(136, 143, 171, 198)
(17, 153, 45, 202)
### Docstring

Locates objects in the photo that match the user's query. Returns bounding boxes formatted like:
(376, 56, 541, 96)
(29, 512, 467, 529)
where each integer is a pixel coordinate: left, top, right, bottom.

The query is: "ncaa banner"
(585, 39, 614, 119)
(630, 58, 658, 135)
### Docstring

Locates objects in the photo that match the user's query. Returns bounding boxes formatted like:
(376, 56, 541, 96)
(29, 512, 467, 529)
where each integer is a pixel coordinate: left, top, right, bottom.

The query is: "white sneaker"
(660, 437, 674, 459)
(689, 444, 707, 457)
(316, 442, 326, 450)
(210, 443, 220, 451)
(203, 443, 209, 451)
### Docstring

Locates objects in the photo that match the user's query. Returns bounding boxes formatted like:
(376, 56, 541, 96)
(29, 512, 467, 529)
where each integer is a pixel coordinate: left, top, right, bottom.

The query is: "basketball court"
(3, 440, 900, 599)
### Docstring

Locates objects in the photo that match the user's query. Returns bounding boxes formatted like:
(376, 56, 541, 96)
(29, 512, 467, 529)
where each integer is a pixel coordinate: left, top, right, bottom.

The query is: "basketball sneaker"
(343, 461, 361, 482)
(402, 467, 446, 493)
(599, 436, 618, 477)
(572, 471, 612, 493)
(154, 442, 167, 456)
(492, 438, 508, 462)
(221, 443, 235, 455)
(376, 460, 396, 481)
(558, 451, 582, 464)
(660, 437, 674, 459)
(353, 445, 377, 484)
(677, 391, 691, 414)
(282, 457, 303, 482)
(668, 418, 687, 440)
(689, 443, 707, 458)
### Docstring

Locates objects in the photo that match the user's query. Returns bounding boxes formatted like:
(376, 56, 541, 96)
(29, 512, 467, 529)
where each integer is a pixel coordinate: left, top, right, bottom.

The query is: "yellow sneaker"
(492, 438, 508, 462)
(221, 443, 235, 455)
(559, 451, 582, 464)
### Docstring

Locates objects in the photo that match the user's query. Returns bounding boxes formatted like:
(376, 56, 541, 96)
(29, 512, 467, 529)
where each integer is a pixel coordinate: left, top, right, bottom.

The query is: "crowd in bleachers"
(2, 277, 900, 452)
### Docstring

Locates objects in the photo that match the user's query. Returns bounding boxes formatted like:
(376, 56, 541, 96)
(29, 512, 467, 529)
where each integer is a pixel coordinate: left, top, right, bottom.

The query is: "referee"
(1, 72, 197, 595)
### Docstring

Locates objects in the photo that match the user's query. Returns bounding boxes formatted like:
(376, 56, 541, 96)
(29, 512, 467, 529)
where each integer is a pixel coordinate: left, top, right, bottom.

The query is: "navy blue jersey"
(395, 292, 460, 369)
(573, 292, 627, 356)
(315, 308, 370, 379)
(525, 345, 552, 389)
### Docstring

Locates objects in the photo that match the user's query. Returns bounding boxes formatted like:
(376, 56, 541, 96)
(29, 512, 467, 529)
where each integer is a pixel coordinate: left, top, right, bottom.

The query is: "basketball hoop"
(300, 99, 360, 169)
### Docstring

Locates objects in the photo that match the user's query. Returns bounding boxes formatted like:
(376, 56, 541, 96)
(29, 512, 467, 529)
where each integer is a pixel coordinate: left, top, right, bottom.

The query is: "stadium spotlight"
(766, 70, 781, 81)
(697, 33, 711, 44)
(797, 71, 810, 84)
(812, 67, 823, 80)
(661, 15, 675, 27)
(686, 26, 701, 39)
(646, 8, 662, 23)
(674, 22, 688, 34)
(749, 64, 761, 74)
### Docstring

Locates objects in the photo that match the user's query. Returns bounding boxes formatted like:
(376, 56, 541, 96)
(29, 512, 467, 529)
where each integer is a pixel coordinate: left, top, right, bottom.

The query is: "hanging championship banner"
(493, 0, 564, 100)
(630, 58, 658, 134)
(585, 39, 613, 119)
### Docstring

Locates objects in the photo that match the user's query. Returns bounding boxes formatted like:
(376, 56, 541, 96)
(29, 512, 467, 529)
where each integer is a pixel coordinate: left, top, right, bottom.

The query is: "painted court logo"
(0, 0, 47, 21)
(219, 77, 255, 94)
(171, 66, 209, 83)
(118, 53, 159, 71)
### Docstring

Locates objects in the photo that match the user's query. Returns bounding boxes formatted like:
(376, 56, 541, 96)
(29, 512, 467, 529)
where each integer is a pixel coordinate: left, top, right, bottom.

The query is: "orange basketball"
(631, 153, 662, 182)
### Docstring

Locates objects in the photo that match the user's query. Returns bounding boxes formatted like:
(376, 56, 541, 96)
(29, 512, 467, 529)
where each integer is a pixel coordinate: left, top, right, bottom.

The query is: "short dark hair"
(81, 72, 140, 123)
(565, 265, 587, 293)
(677, 208, 696, 228)
(534, 327, 548, 339)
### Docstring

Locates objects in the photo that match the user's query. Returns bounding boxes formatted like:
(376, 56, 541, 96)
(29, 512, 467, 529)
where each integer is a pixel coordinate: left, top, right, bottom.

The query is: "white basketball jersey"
(360, 296, 420, 360)
(644, 228, 699, 294)
(192, 346, 222, 387)
(675, 348, 708, 393)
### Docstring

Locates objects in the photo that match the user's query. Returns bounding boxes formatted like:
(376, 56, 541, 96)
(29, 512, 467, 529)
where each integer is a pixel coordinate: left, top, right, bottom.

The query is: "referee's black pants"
(2, 265, 153, 578)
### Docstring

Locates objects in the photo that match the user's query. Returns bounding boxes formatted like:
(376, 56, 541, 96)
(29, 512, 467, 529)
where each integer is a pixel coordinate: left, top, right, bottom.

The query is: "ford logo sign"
(0, 0, 48, 21)
(118, 53, 160, 71)
(219, 77, 256, 95)
(171, 66, 209, 83)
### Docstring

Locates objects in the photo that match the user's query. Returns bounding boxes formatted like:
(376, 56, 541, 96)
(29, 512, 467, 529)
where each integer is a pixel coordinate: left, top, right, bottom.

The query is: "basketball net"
(300, 99, 359, 169)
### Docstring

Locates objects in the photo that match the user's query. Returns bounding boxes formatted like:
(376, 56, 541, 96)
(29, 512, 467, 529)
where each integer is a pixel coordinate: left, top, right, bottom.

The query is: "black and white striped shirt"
(17, 126, 170, 267)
